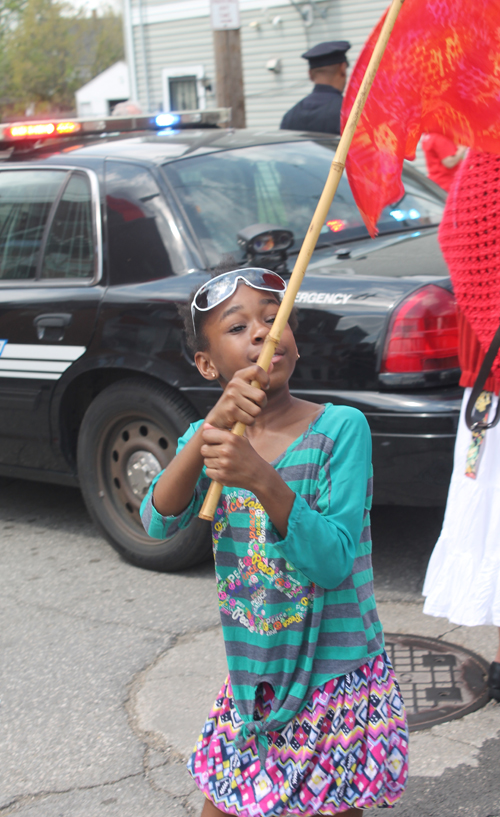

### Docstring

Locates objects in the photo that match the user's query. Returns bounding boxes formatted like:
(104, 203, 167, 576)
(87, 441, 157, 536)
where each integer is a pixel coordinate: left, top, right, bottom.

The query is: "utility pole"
(210, 1, 246, 128)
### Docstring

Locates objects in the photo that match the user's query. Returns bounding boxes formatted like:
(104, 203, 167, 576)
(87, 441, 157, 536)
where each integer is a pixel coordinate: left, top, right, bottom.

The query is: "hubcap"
(103, 417, 172, 529)
(126, 450, 162, 499)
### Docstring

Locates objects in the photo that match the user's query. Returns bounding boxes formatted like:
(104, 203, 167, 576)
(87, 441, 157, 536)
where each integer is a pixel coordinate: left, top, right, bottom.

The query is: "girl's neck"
(246, 386, 298, 436)
(246, 384, 319, 441)
(243, 386, 322, 463)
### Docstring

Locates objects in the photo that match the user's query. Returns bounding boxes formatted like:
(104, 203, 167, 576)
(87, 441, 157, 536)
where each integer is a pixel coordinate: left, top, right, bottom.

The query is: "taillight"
(381, 284, 458, 373)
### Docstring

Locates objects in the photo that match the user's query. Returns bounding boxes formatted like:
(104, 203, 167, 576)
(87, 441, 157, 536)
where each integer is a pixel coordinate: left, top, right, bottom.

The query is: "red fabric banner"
(341, 0, 500, 237)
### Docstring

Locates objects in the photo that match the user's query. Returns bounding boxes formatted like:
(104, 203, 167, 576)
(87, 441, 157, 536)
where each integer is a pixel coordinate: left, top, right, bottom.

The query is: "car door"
(0, 165, 104, 473)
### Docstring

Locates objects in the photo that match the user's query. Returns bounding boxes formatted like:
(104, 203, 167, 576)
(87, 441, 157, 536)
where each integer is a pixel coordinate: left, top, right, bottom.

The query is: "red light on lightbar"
(7, 121, 81, 139)
(9, 123, 55, 138)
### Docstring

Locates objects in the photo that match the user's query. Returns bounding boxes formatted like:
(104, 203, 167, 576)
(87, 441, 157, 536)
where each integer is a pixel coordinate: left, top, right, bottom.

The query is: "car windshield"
(162, 140, 444, 269)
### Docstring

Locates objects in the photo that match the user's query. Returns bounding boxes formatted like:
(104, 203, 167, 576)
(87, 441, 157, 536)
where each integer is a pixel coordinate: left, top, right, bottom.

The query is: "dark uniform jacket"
(280, 85, 343, 135)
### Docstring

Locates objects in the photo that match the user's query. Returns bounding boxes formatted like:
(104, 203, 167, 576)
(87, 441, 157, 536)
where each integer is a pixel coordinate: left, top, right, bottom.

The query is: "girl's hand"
(200, 423, 267, 490)
(205, 365, 270, 429)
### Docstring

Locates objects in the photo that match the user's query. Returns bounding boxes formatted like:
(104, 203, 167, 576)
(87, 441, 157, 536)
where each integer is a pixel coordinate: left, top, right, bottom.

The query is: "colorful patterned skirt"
(187, 651, 408, 815)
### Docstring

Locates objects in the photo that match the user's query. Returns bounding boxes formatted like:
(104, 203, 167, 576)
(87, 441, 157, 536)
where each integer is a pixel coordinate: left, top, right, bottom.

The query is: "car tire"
(76, 377, 212, 571)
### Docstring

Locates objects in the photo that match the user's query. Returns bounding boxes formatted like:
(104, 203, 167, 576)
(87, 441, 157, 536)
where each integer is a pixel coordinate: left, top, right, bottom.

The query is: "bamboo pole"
(199, 0, 405, 521)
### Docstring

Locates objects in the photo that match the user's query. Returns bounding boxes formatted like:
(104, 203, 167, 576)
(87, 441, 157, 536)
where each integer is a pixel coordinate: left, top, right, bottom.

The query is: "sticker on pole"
(210, 0, 240, 30)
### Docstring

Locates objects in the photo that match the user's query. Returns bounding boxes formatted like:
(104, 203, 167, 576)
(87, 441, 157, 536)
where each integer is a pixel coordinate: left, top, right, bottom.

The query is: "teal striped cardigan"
(141, 404, 384, 752)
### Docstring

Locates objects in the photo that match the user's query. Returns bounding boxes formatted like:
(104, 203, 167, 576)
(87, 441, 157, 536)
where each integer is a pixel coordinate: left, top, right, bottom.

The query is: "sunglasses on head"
(190, 268, 287, 334)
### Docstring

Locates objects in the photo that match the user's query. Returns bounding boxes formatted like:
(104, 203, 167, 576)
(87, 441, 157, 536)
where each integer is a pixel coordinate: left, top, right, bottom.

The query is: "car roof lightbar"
(0, 108, 232, 145)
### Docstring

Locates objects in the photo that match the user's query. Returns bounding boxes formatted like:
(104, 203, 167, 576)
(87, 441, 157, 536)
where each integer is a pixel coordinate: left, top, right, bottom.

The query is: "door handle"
(34, 313, 72, 341)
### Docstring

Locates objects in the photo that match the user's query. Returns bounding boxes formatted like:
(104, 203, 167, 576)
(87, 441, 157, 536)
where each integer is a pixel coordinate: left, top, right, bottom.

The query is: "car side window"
(105, 161, 176, 284)
(40, 172, 94, 279)
(0, 169, 68, 280)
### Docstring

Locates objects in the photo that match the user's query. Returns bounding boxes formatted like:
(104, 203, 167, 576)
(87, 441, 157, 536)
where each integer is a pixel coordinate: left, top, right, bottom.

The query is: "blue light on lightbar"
(155, 113, 180, 128)
(408, 208, 421, 219)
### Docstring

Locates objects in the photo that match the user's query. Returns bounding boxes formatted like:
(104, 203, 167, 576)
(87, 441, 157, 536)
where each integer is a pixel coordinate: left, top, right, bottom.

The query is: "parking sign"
(210, 0, 240, 30)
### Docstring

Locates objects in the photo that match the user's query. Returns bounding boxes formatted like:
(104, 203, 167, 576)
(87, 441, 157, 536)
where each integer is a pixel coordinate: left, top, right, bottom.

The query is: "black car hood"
(306, 227, 448, 281)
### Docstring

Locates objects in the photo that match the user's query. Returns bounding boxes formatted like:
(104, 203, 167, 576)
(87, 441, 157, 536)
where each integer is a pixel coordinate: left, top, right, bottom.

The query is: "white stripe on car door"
(0, 343, 86, 380)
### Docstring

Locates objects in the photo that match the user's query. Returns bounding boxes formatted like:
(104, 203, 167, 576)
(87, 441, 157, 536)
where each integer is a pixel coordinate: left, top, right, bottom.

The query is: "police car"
(0, 110, 461, 571)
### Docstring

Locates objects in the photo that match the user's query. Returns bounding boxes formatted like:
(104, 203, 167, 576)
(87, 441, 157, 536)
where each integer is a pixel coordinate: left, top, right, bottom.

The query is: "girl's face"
(194, 283, 298, 389)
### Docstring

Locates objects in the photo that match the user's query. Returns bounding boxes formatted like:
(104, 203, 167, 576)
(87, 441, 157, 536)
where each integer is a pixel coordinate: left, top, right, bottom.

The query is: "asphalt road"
(1, 476, 499, 817)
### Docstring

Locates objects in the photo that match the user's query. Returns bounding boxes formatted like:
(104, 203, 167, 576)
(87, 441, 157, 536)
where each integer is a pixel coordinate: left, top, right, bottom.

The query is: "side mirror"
(237, 223, 294, 274)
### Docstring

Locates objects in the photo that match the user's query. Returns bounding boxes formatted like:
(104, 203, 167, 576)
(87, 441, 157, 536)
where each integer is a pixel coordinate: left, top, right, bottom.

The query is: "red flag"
(341, 0, 500, 237)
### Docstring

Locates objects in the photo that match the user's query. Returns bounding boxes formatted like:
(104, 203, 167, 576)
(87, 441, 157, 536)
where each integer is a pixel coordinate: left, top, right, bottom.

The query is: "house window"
(162, 65, 206, 112)
(108, 98, 128, 115)
(169, 77, 198, 111)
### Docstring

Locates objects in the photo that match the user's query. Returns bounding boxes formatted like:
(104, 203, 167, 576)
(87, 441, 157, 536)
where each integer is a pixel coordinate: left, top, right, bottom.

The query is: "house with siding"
(122, 0, 425, 171)
(122, 0, 390, 126)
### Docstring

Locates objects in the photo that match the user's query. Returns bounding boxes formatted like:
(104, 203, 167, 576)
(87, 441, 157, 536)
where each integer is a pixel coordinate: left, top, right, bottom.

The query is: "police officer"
(280, 41, 351, 135)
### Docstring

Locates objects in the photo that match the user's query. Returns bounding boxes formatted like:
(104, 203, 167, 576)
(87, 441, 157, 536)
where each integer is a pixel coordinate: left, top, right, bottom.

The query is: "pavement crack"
(436, 624, 462, 640)
(125, 624, 223, 757)
(430, 732, 476, 749)
(0, 590, 174, 637)
(2, 591, 221, 641)
(0, 770, 144, 813)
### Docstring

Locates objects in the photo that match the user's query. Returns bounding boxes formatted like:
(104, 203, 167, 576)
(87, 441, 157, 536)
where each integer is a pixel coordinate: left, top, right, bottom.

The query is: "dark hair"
(178, 257, 236, 355)
(178, 258, 298, 355)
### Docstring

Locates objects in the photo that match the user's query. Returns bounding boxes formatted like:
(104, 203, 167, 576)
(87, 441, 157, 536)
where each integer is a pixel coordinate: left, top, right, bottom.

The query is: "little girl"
(141, 268, 408, 817)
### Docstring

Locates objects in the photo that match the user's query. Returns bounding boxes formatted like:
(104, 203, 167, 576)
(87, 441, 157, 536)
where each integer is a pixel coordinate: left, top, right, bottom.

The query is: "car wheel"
(76, 377, 212, 571)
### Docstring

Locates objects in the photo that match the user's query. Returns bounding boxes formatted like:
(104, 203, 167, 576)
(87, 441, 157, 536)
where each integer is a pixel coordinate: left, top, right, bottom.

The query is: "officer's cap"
(302, 41, 351, 69)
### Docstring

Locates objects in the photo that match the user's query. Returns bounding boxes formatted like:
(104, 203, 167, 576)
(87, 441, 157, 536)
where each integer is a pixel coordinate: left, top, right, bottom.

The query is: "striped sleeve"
(273, 408, 372, 590)
(140, 419, 206, 540)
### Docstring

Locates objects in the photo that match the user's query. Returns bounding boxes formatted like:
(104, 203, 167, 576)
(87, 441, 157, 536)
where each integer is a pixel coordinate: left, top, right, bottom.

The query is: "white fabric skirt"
(423, 388, 500, 627)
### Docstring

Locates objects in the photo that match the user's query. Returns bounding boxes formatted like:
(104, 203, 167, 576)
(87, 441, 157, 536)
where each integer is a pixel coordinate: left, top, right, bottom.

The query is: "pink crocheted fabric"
(439, 150, 500, 381)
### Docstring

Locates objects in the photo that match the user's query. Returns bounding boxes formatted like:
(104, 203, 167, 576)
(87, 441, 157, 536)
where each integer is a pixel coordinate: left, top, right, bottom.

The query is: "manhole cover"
(385, 634, 489, 732)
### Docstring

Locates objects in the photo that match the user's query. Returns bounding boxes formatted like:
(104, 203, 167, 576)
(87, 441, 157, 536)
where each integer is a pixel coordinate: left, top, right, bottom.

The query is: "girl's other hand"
(201, 423, 266, 490)
(206, 365, 270, 429)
